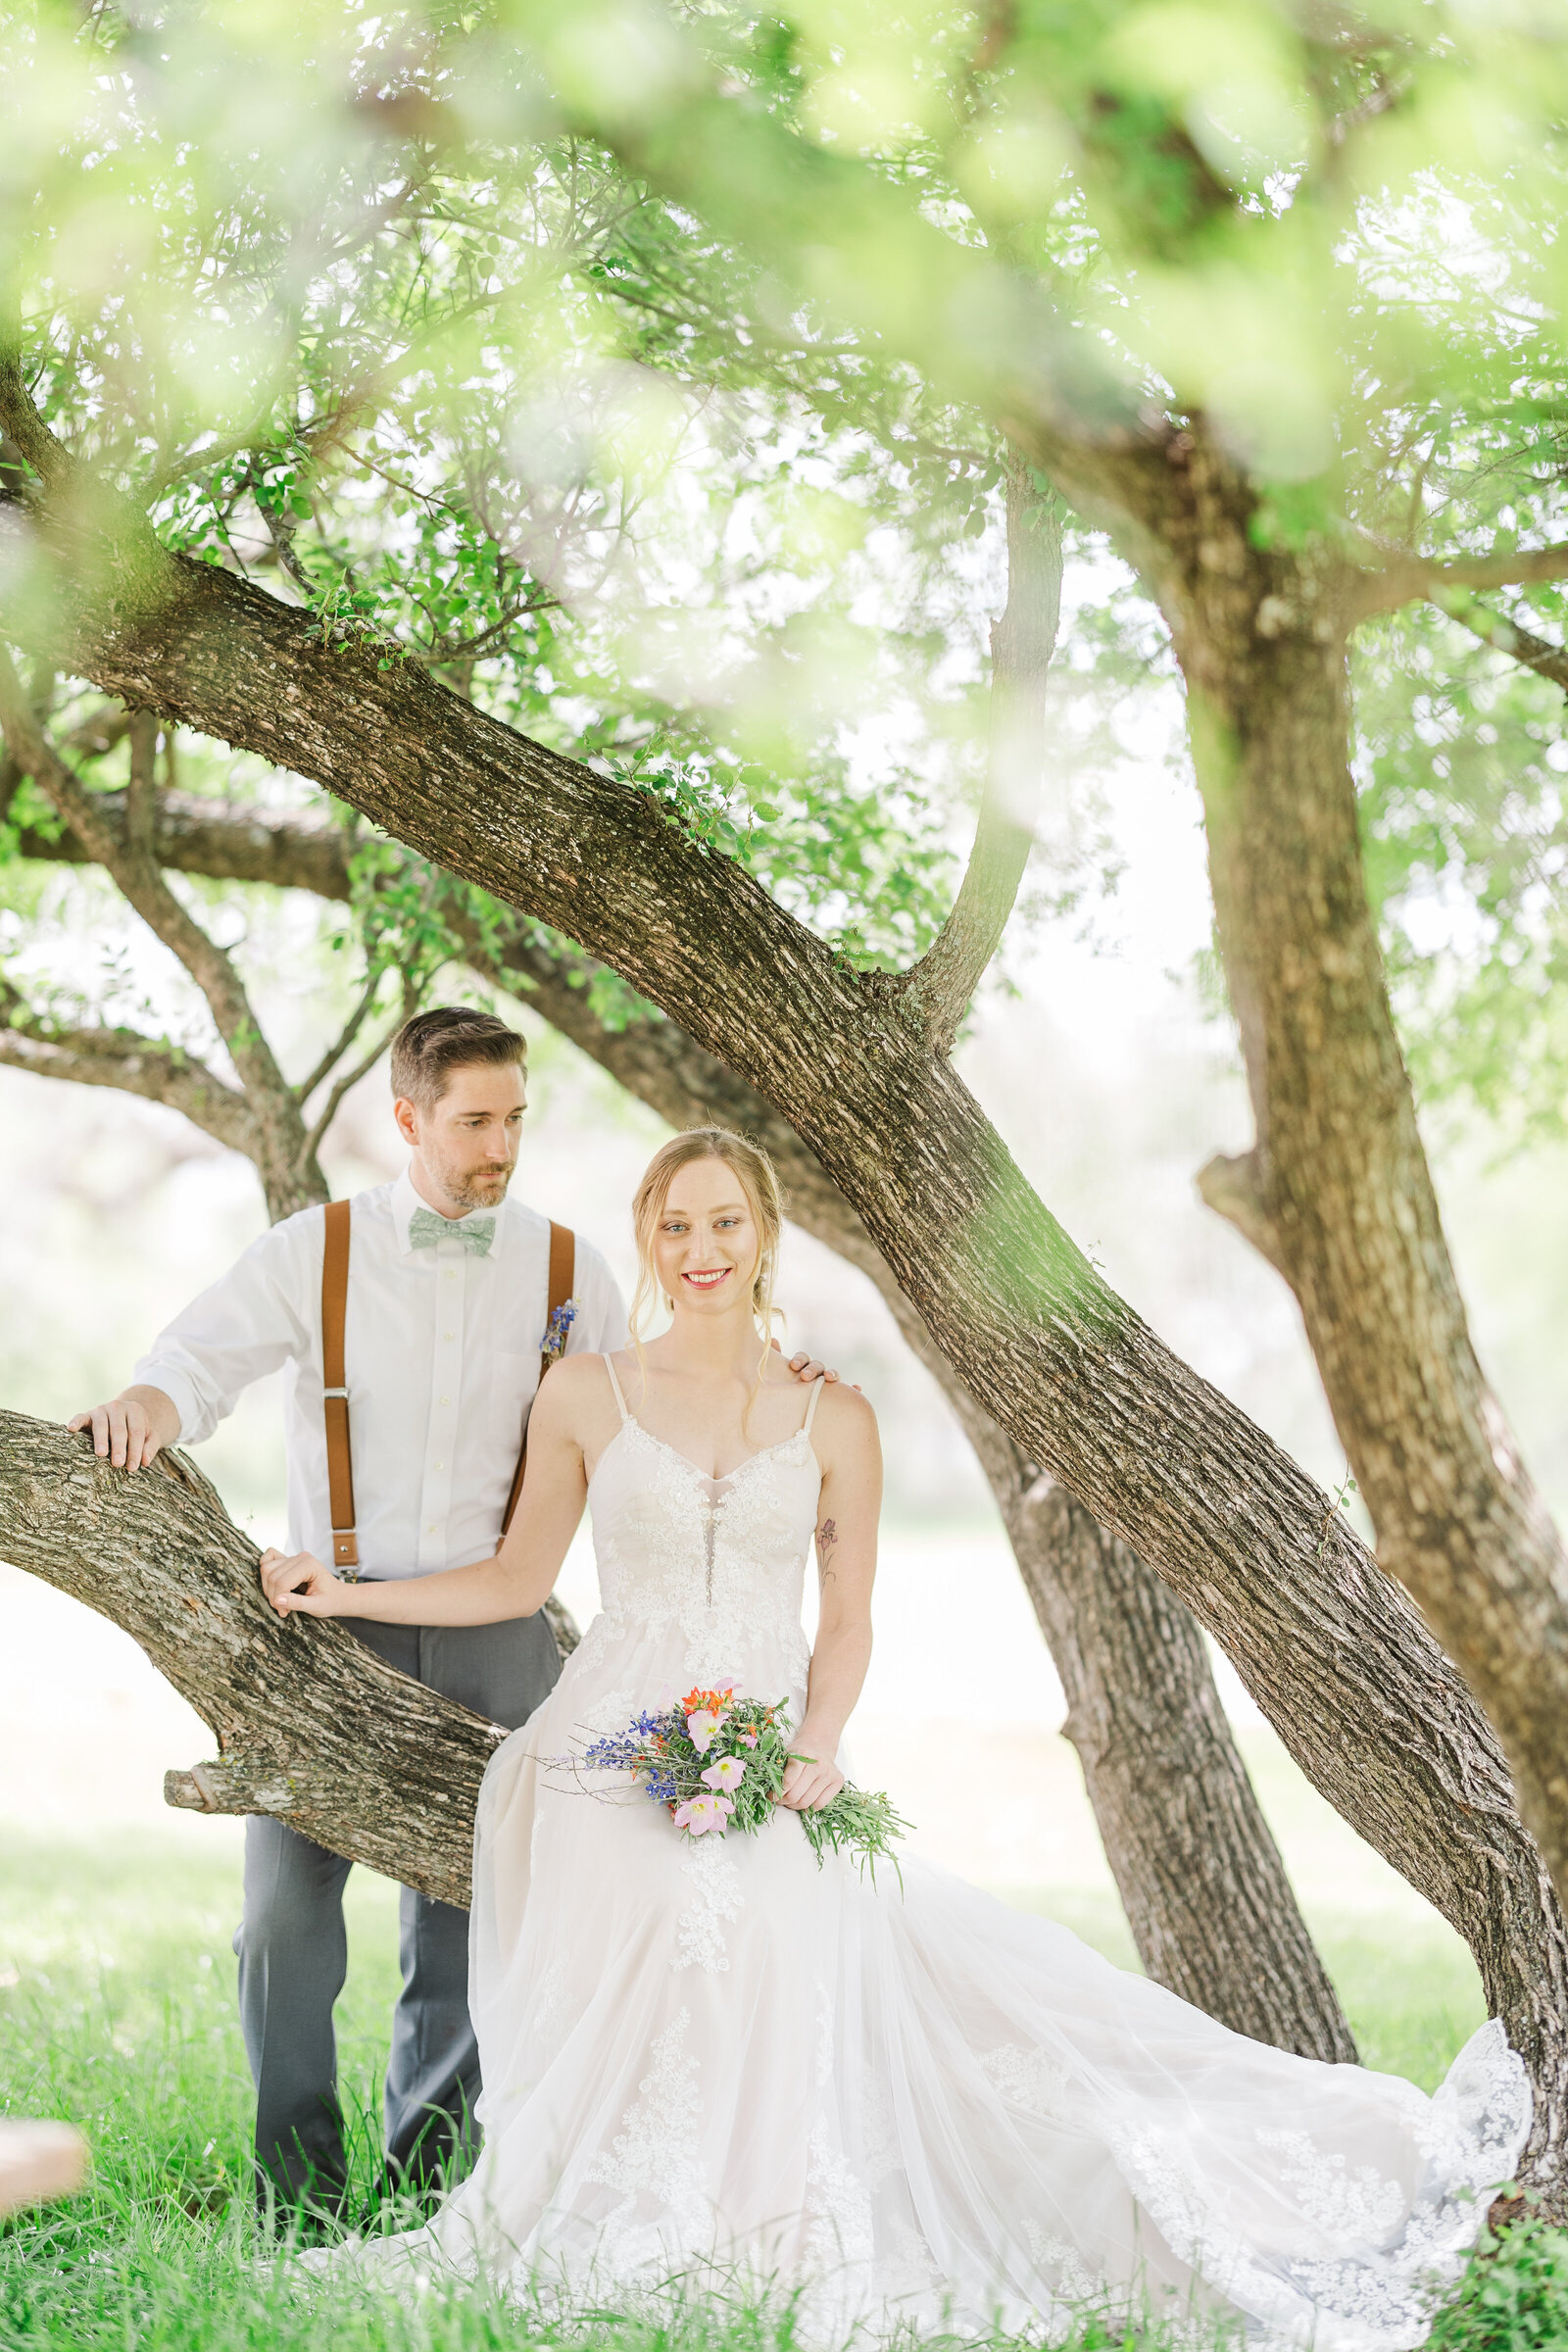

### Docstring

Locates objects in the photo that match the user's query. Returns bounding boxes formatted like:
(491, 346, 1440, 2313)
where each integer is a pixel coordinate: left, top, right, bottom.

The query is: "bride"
(261, 1125, 1530, 2346)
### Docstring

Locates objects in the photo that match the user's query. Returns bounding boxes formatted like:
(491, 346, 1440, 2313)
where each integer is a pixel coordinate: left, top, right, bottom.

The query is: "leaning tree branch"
(0, 1411, 503, 1906)
(0, 1411, 581, 1895)
(901, 466, 1063, 1054)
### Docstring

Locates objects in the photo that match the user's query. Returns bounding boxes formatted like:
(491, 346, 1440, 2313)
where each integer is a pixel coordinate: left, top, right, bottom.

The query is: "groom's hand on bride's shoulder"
(781, 1348, 859, 1391)
(259, 1546, 341, 1617)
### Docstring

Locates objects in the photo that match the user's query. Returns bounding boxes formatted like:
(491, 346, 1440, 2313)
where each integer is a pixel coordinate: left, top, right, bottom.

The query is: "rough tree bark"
(0, 1412, 503, 1905)
(4, 770, 1355, 2060)
(2, 442, 1564, 2185)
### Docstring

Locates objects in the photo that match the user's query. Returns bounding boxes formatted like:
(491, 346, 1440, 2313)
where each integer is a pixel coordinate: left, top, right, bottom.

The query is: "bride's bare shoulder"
(534, 1350, 619, 1421)
(809, 1376, 878, 1449)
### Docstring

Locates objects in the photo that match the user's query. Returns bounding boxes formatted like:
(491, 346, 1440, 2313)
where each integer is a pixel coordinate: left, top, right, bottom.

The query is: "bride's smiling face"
(654, 1157, 760, 1316)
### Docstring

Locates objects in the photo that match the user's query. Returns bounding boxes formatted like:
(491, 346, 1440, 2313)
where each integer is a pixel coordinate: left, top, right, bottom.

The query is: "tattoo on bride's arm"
(815, 1517, 839, 1585)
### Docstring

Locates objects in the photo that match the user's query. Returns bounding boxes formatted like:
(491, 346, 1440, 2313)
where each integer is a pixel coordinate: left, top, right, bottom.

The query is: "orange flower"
(679, 1682, 737, 1716)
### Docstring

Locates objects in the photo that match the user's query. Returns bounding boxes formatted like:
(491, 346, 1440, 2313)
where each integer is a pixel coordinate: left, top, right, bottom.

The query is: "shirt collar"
(391, 1166, 514, 1260)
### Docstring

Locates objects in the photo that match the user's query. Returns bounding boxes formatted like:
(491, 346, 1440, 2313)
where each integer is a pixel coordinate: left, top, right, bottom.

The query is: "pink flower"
(673, 1792, 734, 1837)
(739, 1732, 760, 1748)
(702, 1755, 746, 1792)
(685, 1707, 730, 1755)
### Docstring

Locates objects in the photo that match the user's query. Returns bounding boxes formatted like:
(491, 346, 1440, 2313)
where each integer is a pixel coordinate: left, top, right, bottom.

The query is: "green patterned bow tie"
(409, 1206, 496, 1257)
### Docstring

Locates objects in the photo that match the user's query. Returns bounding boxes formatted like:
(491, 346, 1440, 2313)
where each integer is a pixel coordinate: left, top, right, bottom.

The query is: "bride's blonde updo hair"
(630, 1129, 786, 1393)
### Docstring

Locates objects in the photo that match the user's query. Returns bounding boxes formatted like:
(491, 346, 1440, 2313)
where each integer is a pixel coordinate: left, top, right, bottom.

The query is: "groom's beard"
(431, 1155, 516, 1212)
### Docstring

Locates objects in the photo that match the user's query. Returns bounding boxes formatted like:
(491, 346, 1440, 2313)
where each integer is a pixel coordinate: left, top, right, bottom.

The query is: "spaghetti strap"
(801, 1375, 826, 1438)
(603, 1352, 630, 1422)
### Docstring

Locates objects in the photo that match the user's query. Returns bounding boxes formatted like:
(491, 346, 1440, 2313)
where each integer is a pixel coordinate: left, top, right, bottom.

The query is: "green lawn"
(0, 1828, 1562, 2350)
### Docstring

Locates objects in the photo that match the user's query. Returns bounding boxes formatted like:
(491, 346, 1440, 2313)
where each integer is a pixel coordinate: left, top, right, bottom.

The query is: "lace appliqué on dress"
(524, 1960, 569, 2069)
(592, 1424, 815, 1690)
(585, 2009, 710, 2277)
(805, 2121, 875, 2268)
(1026, 2223, 1106, 2309)
(673, 1839, 744, 1976)
(574, 1685, 636, 1738)
(982, 2041, 1076, 2124)
(1111, 2020, 1531, 2348)
(1254, 2129, 1408, 2239)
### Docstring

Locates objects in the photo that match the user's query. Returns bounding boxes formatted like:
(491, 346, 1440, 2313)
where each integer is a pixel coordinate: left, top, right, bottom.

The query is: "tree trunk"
(1013, 1480, 1353, 2054)
(5, 533, 1565, 2189)
(1152, 438, 1568, 2015)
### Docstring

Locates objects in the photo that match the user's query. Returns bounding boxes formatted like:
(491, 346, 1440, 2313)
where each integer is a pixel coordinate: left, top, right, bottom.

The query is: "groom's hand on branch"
(67, 1385, 180, 1472)
(259, 1547, 344, 1618)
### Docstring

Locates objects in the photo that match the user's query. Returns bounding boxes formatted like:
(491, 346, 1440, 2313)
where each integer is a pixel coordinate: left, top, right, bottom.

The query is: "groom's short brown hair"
(390, 1006, 528, 1108)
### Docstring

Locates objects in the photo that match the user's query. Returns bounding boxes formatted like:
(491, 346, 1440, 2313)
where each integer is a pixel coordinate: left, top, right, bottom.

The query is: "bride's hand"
(259, 1546, 345, 1617)
(779, 1740, 846, 1812)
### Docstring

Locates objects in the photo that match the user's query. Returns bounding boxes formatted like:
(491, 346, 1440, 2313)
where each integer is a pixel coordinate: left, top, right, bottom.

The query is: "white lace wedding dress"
(343, 1360, 1530, 2347)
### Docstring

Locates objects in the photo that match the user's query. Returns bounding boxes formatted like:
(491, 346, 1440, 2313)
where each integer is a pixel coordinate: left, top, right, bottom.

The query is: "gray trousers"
(233, 1608, 560, 2217)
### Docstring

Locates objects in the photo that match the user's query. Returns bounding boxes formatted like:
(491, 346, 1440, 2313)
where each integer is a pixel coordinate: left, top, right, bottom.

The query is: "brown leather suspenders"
(319, 1200, 574, 1578)
(321, 1200, 358, 1573)
(503, 1216, 574, 1535)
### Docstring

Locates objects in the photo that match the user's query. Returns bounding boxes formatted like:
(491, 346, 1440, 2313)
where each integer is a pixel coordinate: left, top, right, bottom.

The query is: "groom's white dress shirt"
(132, 1170, 629, 1581)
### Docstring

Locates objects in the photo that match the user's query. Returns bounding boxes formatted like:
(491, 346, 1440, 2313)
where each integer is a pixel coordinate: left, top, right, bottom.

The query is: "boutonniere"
(541, 1298, 579, 1365)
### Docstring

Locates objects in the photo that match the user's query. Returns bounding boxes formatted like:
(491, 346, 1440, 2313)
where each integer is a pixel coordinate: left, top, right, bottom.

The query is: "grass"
(1, 1827, 1564, 2350)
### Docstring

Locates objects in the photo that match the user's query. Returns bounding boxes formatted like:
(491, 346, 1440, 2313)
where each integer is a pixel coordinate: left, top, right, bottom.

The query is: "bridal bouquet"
(579, 1683, 907, 1879)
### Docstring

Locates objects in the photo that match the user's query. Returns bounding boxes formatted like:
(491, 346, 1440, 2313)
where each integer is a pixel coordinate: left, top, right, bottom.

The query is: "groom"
(71, 1006, 823, 2227)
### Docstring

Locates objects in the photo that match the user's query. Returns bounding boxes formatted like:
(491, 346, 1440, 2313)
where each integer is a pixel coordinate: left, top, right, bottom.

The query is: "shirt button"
(445, 1270, 457, 1281)
(439, 1396, 451, 1407)
(444, 1332, 455, 1342)
(427, 1523, 436, 1534)
(433, 1459, 445, 1471)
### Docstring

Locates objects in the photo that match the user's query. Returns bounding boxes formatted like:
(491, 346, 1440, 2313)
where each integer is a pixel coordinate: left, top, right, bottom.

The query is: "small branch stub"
(1197, 1147, 1284, 1273)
